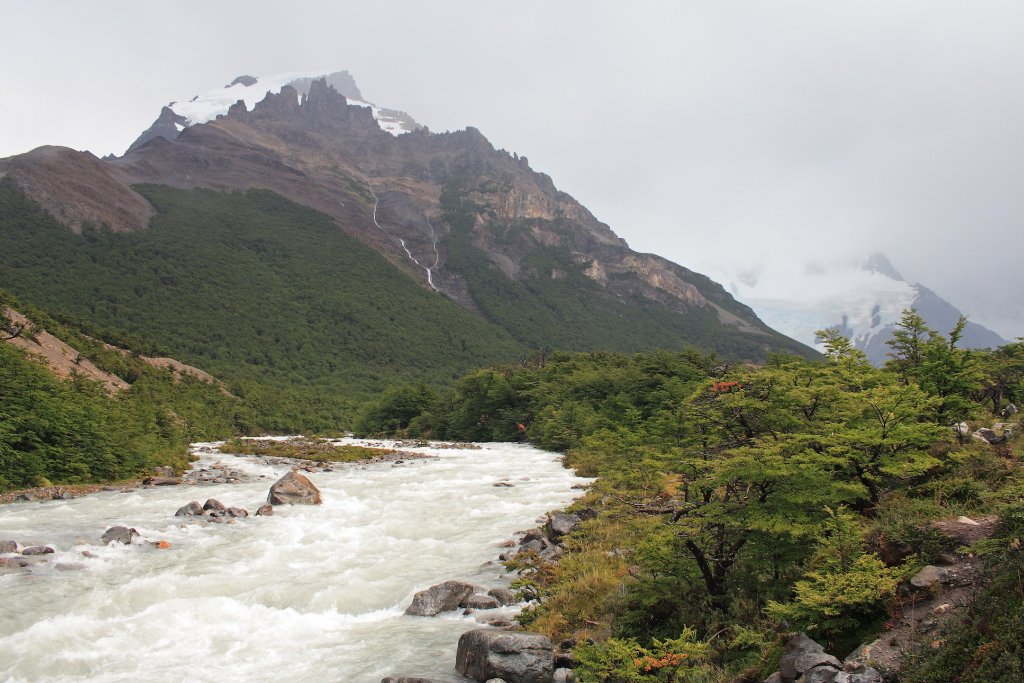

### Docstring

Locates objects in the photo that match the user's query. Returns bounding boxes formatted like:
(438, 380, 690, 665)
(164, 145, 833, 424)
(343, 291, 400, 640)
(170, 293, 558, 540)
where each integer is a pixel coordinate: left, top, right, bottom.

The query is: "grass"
(218, 438, 396, 462)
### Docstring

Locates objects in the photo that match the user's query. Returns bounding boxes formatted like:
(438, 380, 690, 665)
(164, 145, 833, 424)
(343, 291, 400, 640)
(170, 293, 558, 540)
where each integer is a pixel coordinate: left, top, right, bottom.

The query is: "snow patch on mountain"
(166, 71, 416, 136)
(726, 262, 917, 352)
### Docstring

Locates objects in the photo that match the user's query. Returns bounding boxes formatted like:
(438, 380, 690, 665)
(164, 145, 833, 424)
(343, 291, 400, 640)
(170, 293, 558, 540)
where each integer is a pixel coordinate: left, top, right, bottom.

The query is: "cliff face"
(0, 77, 815, 361)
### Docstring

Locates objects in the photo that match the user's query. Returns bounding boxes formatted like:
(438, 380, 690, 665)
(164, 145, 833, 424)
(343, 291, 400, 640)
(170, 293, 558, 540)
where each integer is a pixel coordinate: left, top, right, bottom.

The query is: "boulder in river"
(267, 470, 322, 506)
(175, 501, 204, 517)
(405, 580, 476, 616)
(143, 476, 182, 486)
(22, 545, 56, 555)
(255, 504, 274, 516)
(0, 540, 19, 554)
(456, 629, 554, 683)
(227, 507, 249, 518)
(102, 526, 139, 545)
(461, 594, 500, 610)
(203, 498, 227, 512)
(487, 588, 518, 606)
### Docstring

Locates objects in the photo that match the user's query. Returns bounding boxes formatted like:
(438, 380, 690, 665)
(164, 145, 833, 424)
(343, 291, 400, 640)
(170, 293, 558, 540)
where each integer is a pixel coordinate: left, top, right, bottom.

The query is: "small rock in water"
(22, 545, 56, 555)
(175, 501, 204, 517)
(405, 580, 476, 616)
(255, 504, 274, 516)
(0, 540, 19, 554)
(56, 562, 86, 571)
(227, 507, 249, 518)
(203, 498, 227, 512)
(101, 526, 139, 545)
(487, 587, 518, 606)
(0, 557, 31, 568)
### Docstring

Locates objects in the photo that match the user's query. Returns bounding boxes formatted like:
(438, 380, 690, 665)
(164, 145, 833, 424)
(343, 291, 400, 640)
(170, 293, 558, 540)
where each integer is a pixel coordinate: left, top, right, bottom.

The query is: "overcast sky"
(3, 1, 1023, 339)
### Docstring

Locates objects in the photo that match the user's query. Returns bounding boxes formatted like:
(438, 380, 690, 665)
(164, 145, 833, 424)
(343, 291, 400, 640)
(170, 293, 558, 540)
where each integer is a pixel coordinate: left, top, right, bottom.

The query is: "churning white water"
(0, 440, 590, 683)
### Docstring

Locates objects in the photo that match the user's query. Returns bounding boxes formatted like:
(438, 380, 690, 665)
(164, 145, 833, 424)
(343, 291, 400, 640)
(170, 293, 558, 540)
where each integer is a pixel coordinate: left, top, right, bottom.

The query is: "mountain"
(721, 252, 1007, 365)
(0, 70, 815, 426)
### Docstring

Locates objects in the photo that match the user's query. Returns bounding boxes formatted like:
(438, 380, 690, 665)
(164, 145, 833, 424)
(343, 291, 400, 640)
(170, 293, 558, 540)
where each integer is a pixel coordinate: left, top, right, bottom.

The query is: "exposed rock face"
(101, 526, 139, 545)
(267, 470, 322, 505)
(405, 580, 475, 616)
(0, 146, 153, 232)
(455, 629, 554, 683)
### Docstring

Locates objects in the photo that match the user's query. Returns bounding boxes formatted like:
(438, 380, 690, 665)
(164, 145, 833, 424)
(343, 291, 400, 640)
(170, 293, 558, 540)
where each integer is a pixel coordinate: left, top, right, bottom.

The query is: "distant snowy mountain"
(719, 253, 1007, 364)
(128, 70, 421, 152)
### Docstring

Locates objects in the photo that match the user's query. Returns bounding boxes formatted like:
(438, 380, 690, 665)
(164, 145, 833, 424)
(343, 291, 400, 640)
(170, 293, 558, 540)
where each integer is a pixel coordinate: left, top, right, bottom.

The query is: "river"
(0, 440, 590, 682)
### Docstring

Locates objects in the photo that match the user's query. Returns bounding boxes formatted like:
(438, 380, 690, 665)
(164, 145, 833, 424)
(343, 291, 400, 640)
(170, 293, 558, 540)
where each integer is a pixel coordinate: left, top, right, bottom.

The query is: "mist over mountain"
(713, 252, 1008, 365)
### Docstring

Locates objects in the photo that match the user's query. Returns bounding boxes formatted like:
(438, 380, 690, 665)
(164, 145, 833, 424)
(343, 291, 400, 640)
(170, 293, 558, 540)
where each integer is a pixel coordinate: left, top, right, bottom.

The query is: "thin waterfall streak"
(368, 186, 437, 291)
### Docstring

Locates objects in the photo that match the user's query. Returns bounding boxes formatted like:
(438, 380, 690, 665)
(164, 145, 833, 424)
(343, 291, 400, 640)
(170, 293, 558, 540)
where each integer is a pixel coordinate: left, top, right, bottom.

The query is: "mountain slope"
(0, 72, 816, 427)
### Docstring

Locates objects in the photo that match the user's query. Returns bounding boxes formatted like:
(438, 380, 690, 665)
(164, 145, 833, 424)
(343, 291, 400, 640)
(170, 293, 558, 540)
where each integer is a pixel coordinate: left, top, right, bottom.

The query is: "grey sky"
(3, 1, 1023, 338)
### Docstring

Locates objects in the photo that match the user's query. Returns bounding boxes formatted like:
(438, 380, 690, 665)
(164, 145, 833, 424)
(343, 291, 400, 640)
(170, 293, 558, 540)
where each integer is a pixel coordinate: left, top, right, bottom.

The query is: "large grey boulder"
(909, 565, 949, 590)
(545, 513, 581, 541)
(267, 470, 322, 506)
(779, 634, 841, 683)
(101, 526, 139, 545)
(405, 581, 476, 616)
(456, 629, 553, 683)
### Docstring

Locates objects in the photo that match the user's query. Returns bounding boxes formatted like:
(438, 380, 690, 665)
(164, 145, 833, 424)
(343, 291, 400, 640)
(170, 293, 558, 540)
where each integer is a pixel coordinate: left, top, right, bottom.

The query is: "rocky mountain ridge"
(0, 71, 814, 378)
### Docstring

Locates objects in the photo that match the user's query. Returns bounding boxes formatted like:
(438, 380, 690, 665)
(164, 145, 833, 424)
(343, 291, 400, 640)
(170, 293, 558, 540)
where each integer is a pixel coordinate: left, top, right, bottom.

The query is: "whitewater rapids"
(0, 440, 590, 682)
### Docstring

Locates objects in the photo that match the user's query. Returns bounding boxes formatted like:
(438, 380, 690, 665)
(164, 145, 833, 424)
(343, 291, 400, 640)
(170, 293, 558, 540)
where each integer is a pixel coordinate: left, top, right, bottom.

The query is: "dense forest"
(0, 290, 248, 490)
(356, 312, 1024, 682)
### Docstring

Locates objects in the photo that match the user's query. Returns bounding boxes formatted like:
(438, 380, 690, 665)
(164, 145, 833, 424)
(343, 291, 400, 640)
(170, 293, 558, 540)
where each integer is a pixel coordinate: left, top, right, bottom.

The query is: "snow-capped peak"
(165, 70, 418, 137)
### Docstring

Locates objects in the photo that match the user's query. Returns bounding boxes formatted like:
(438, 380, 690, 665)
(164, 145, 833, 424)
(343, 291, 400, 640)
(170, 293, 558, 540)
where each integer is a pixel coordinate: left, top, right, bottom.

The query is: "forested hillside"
(0, 291, 247, 491)
(357, 312, 1024, 682)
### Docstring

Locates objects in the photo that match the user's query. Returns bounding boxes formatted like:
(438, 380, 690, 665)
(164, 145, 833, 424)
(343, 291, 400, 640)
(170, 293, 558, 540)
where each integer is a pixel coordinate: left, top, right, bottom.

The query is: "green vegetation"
(358, 313, 1024, 680)
(0, 291, 244, 491)
(0, 181, 526, 430)
(218, 437, 395, 462)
